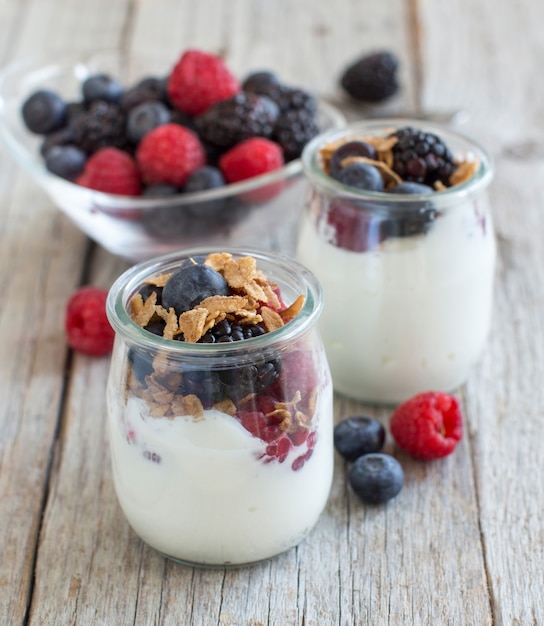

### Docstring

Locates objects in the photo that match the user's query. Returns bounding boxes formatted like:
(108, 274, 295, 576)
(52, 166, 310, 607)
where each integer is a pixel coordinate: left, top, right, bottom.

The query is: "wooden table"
(1, 1, 543, 624)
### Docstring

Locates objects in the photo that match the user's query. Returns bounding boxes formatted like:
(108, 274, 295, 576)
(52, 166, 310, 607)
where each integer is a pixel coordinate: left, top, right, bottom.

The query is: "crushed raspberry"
(167, 49, 240, 115)
(265, 436, 293, 463)
(390, 391, 463, 460)
(271, 349, 318, 407)
(136, 123, 206, 187)
(219, 137, 284, 184)
(76, 147, 142, 196)
(325, 200, 386, 253)
(289, 429, 309, 447)
(236, 410, 283, 442)
(292, 449, 313, 471)
(65, 286, 115, 356)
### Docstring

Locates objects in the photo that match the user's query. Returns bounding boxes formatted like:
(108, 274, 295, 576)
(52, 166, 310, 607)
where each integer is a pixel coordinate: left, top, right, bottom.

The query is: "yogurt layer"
(297, 197, 496, 403)
(107, 386, 333, 566)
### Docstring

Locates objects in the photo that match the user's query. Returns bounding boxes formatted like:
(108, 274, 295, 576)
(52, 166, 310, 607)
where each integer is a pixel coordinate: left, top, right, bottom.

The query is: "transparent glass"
(297, 119, 496, 404)
(106, 247, 333, 567)
(0, 51, 345, 261)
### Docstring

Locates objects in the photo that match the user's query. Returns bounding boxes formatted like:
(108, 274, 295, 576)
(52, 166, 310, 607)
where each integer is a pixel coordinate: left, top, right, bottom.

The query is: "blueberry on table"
(334, 416, 386, 461)
(21, 89, 67, 134)
(161, 263, 231, 314)
(349, 453, 404, 504)
(336, 162, 384, 192)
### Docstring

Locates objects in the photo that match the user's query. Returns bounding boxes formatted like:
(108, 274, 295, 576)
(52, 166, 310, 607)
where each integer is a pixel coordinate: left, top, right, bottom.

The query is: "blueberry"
(183, 165, 227, 218)
(329, 141, 377, 179)
(337, 162, 384, 192)
(127, 101, 170, 143)
(349, 453, 404, 504)
(142, 183, 180, 198)
(21, 89, 67, 134)
(44, 145, 86, 180)
(242, 70, 280, 93)
(161, 263, 231, 314)
(388, 181, 434, 195)
(334, 416, 385, 462)
(82, 74, 123, 103)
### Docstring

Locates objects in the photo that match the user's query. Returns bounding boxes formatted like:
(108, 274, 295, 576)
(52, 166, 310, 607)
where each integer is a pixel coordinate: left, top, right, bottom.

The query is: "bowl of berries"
(0, 49, 345, 261)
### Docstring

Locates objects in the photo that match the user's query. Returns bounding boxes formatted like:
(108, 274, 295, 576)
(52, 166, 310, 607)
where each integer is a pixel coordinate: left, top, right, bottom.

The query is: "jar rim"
(106, 246, 324, 357)
(301, 118, 494, 209)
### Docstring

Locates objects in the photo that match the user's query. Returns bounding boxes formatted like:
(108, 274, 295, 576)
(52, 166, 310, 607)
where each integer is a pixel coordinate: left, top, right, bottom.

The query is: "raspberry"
(76, 147, 142, 196)
(167, 49, 240, 115)
(65, 287, 115, 356)
(390, 392, 463, 460)
(136, 123, 206, 187)
(219, 137, 284, 184)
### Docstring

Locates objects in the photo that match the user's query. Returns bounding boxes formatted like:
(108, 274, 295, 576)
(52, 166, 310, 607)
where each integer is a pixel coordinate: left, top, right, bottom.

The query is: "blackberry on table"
(340, 51, 399, 103)
(389, 127, 456, 187)
(70, 100, 128, 154)
(195, 92, 279, 149)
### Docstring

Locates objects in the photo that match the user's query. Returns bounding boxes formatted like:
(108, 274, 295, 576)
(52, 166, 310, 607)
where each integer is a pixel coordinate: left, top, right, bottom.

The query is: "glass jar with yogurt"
(297, 120, 495, 404)
(105, 247, 333, 567)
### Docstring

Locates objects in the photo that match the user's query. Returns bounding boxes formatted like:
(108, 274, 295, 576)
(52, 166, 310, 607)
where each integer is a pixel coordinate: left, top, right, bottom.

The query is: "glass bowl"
(0, 50, 346, 261)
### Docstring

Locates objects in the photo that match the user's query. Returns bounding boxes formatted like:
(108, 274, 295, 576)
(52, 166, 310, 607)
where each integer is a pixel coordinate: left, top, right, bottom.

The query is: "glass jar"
(105, 247, 333, 567)
(297, 120, 495, 404)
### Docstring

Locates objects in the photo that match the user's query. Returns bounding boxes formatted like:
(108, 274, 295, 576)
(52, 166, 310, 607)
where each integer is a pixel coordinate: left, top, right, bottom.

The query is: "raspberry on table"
(65, 287, 115, 356)
(219, 137, 284, 184)
(76, 147, 142, 196)
(167, 49, 240, 115)
(390, 391, 463, 460)
(136, 123, 206, 187)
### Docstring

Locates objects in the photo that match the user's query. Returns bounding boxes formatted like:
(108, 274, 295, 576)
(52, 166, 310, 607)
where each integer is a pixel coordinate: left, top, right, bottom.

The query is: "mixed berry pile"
(126, 253, 319, 470)
(20, 49, 322, 200)
(334, 391, 463, 505)
(318, 126, 478, 252)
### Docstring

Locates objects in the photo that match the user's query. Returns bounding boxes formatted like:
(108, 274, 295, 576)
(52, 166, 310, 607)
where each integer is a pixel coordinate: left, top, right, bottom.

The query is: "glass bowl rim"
(0, 50, 347, 211)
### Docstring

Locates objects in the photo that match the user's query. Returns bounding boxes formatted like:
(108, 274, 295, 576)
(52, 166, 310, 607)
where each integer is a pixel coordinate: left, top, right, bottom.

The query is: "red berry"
(219, 137, 284, 184)
(265, 436, 293, 463)
(65, 287, 115, 356)
(167, 49, 240, 116)
(76, 147, 142, 196)
(136, 123, 206, 187)
(390, 392, 463, 460)
(236, 411, 283, 443)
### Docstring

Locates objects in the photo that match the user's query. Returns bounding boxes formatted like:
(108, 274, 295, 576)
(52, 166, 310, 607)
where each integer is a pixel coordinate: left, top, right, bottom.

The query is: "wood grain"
(0, 0, 543, 624)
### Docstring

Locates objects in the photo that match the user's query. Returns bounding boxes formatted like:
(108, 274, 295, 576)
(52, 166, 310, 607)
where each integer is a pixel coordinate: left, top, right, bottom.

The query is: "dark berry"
(82, 74, 123, 103)
(329, 141, 377, 179)
(183, 166, 227, 217)
(70, 100, 128, 154)
(127, 101, 171, 143)
(40, 126, 76, 157)
(388, 181, 434, 195)
(142, 183, 180, 198)
(334, 416, 386, 462)
(44, 145, 87, 180)
(273, 108, 319, 161)
(389, 127, 456, 186)
(325, 200, 387, 253)
(349, 453, 403, 504)
(195, 92, 279, 149)
(161, 263, 231, 314)
(242, 71, 280, 93)
(340, 51, 399, 102)
(21, 89, 67, 134)
(64, 286, 114, 356)
(336, 162, 384, 192)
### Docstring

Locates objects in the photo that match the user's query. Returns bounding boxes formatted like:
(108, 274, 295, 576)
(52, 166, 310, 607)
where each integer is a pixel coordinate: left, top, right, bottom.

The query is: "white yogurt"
(107, 385, 333, 566)
(297, 196, 496, 403)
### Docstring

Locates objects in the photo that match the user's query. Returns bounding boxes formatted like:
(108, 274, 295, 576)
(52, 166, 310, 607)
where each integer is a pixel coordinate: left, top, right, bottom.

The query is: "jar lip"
(106, 246, 323, 355)
(301, 118, 494, 207)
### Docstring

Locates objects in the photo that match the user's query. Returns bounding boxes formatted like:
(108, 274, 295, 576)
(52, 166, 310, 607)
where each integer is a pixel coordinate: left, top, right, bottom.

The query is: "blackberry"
(70, 100, 128, 154)
(389, 127, 456, 187)
(195, 92, 279, 149)
(340, 51, 399, 103)
(199, 319, 266, 344)
(220, 358, 282, 401)
(273, 108, 319, 161)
